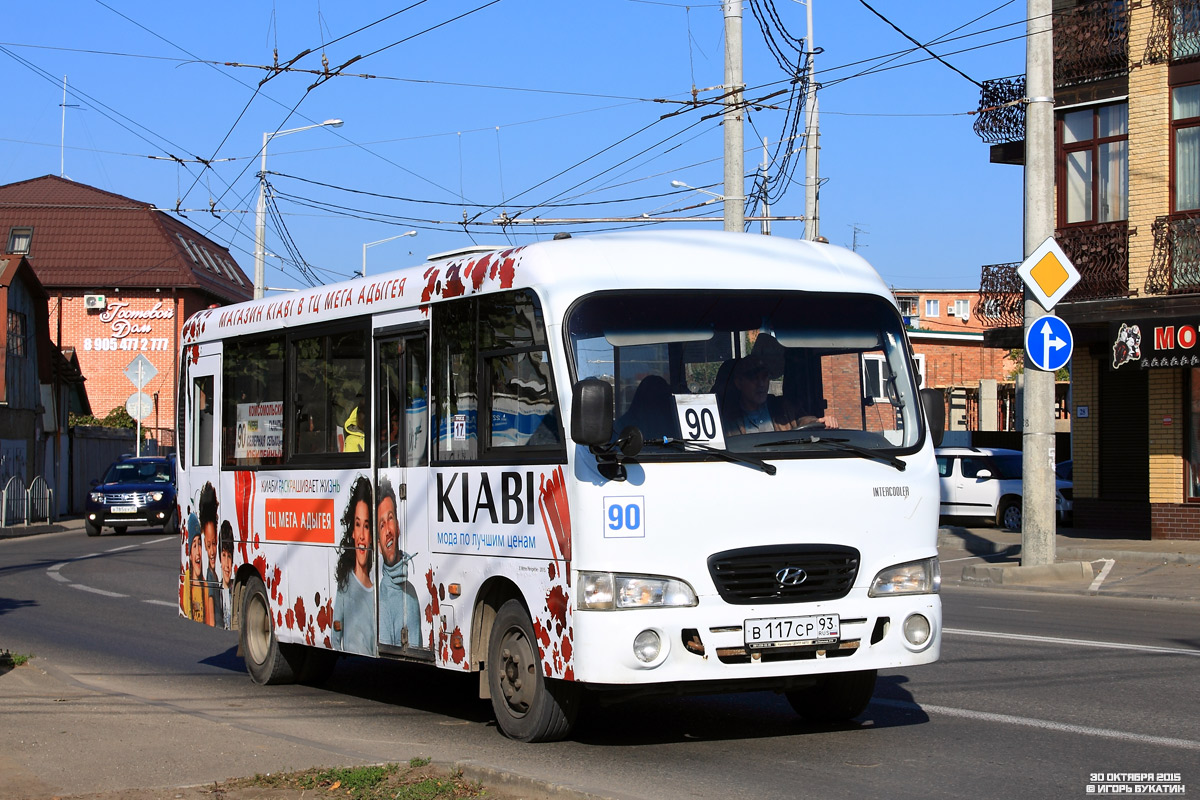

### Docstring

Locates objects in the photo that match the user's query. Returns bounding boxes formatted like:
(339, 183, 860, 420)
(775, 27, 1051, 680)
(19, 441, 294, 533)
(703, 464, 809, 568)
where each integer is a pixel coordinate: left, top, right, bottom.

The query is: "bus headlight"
(868, 557, 940, 597)
(577, 572, 698, 610)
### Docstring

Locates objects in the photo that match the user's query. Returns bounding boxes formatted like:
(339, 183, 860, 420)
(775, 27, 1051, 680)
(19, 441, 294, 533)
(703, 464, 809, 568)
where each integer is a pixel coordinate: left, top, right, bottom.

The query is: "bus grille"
(707, 545, 860, 605)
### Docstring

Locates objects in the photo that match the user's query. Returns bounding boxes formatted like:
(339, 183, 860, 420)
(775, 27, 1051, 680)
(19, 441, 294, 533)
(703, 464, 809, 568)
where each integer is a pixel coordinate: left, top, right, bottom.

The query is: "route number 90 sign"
(673, 394, 726, 449)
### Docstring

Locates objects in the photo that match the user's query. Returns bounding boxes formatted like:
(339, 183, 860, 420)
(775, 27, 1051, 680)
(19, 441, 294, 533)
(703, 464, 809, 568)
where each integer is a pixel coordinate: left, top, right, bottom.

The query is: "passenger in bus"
(343, 397, 367, 452)
(332, 475, 376, 655)
(198, 481, 224, 628)
(722, 355, 838, 435)
(618, 375, 680, 441)
(375, 475, 422, 647)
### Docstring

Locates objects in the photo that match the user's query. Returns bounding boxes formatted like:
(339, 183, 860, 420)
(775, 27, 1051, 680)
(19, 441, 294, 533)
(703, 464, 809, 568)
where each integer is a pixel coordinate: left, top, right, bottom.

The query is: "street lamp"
(670, 180, 724, 204)
(361, 230, 417, 277)
(254, 118, 344, 300)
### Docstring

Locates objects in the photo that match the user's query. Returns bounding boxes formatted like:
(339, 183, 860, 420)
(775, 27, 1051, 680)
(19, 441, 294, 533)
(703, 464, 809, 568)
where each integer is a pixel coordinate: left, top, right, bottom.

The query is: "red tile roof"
(0, 175, 252, 304)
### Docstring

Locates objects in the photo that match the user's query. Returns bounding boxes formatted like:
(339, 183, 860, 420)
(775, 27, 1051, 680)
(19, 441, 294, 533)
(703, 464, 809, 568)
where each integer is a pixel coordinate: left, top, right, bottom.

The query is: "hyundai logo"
(776, 566, 808, 587)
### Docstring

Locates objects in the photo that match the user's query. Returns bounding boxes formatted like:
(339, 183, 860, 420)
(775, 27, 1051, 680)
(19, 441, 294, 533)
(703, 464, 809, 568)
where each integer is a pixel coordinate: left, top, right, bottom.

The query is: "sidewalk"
(0, 515, 85, 539)
(938, 523, 1200, 602)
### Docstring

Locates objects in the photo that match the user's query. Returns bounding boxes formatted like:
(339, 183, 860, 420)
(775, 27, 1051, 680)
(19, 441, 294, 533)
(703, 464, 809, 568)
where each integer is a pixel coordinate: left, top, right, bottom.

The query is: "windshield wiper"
(659, 437, 777, 476)
(755, 435, 906, 472)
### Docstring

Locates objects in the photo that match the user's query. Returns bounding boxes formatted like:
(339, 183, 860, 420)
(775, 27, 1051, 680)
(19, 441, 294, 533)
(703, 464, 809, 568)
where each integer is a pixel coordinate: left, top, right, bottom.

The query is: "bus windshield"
(567, 290, 924, 455)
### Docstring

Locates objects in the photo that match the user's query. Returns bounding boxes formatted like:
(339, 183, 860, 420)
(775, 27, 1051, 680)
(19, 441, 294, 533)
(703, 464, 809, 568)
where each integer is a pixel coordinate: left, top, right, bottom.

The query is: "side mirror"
(920, 388, 945, 448)
(571, 378, 614, 446)
(975, 469, 993, 480)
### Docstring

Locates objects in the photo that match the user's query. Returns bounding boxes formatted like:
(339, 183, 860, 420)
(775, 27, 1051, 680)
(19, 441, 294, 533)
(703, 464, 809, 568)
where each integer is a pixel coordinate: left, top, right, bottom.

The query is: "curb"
(961, 560, 1094, 585)
(450, 761, 614, 800)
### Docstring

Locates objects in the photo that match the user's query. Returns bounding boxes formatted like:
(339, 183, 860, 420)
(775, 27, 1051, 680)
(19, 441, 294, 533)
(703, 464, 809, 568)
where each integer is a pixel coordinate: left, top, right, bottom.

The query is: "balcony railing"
(978, 223, 1133, 327)
(973, 75, 1026, 145)
(1056, 221, 1133, 301)
(978, 262, 1024, 328)
(1146, 213, 1200, 294)
(1055, 0, 1130, 87)
(1145, 0, 1200, 65)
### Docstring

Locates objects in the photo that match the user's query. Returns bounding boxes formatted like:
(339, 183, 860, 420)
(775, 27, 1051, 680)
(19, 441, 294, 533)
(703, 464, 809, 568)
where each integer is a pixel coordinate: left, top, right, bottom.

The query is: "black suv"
(85, 455, 177, 536)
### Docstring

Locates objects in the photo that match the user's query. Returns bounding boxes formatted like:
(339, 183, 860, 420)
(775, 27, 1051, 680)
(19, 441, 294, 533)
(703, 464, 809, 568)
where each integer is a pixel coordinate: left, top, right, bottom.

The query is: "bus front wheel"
(239, 574, 296, 685)
(785, 669, 877, 723)
(486, 599, 579, 742)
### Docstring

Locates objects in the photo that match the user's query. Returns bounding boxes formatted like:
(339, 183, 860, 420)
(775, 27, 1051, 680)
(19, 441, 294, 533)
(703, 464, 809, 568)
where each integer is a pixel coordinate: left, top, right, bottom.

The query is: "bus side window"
(432, 289, 564, 462)
(193, 375, 213, 467)
(222, 335, 285, 467)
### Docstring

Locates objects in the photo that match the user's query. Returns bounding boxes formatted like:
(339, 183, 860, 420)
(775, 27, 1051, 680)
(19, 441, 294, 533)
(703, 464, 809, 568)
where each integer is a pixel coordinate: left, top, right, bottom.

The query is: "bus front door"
(375, 331, 432, 655)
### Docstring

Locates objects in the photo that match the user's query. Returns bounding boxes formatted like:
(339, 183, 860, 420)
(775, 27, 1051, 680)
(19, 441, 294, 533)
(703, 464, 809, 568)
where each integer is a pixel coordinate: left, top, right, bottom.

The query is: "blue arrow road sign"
(1026, 314, 1073, 372)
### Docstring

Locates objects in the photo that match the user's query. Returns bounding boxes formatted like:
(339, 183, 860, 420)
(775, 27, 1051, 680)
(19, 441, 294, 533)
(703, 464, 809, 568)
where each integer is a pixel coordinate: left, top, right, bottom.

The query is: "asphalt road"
(2, 529, 1198, 799)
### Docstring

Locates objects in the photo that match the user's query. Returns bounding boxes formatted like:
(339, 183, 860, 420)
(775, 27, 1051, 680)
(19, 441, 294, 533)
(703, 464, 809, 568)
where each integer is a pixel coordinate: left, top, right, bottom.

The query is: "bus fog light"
(903, 614, 932, 648)
(633, 630, 662, 663)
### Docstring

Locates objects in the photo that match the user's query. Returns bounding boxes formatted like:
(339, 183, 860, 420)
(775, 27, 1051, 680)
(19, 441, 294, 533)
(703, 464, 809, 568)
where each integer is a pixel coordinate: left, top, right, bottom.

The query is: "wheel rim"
(1004, 505, 1021, 530)
(246, 592, 272, 665)
(497, 624, 537, 718)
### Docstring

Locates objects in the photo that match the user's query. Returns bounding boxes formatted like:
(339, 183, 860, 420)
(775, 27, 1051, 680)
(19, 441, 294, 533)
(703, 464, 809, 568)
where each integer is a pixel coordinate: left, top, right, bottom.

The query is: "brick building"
(892, 288, 1022, 431)
(976, 0, 1200, 538)
(0, 175, 252, 451)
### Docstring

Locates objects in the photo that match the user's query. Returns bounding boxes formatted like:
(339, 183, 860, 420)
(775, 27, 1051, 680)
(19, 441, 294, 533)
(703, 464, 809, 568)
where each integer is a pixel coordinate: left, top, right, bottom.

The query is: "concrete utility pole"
(1022, 0, 1057, 566)
(724, 0, 745, 232)
(804, 0, 820, 241)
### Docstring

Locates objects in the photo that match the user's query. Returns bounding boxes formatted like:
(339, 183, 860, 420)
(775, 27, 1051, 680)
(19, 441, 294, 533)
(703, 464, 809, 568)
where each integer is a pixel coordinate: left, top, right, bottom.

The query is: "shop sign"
(1110, 317, 1200, 370)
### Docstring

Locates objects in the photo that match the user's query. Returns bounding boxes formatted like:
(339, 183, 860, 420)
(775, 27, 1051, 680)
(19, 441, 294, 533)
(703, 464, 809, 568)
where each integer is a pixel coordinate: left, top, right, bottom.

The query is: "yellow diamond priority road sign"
(1016, 236, 1080, 311)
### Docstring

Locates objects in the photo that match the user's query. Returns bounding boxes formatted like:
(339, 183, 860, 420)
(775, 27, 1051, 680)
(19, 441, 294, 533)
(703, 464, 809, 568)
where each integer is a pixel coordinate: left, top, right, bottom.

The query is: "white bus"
(176, 230, 945, 742)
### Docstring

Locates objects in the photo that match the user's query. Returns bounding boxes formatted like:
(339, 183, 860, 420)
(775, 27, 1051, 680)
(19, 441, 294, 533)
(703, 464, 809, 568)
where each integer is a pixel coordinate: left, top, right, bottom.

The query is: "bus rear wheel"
(239, 574, 296, 685)
(487, 599, 579, 742)
(785, 669, 877, 723)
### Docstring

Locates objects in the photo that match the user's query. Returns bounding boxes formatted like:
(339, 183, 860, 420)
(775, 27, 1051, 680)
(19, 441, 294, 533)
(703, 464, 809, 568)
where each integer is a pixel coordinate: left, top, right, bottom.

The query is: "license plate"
(112, 506, 137, 514)
(744, 614, 840, 649)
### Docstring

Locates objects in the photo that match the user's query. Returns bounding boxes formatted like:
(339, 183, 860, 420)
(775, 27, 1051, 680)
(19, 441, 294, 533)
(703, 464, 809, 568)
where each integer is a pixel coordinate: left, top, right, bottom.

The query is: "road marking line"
(48, 570, 70, 583)
(975, 606, 1040, 613)
(944, 627, 1200, 656)
(144, 599, 178, 607)
(1089, 558, 1115, 593)
(106, 543, 140, 553)
(69, 583, 127, 598)
(146, 536, 174, 545)
(872, 698, 1200, 751)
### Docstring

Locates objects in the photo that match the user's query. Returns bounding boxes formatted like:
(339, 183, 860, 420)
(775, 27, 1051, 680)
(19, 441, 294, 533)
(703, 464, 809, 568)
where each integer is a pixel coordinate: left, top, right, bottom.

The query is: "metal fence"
(1, 474, 54, 527)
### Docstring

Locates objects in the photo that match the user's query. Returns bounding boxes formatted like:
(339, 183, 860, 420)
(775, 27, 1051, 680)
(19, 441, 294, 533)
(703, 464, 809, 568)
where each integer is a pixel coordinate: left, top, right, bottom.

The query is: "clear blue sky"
(1, 0, 1028, 292)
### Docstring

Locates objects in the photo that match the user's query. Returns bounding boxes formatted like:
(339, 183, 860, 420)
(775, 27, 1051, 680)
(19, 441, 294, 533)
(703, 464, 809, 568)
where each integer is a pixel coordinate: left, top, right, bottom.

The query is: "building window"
(925, 299, 940, 317)
(6, 227, 32, 255)
(897, 295, 919, 317)
(952, 299, 970, 319)
(7, 310, 27, 357)
(1059, 102, 1128, 225)
(1174, 84, 1200, 212)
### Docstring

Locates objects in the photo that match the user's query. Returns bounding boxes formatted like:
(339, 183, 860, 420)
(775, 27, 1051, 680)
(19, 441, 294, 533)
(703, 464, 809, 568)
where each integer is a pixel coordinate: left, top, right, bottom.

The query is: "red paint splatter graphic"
(498, 254, 517, 288)
(293, 595, 307, 630)
(449, 628, 466, 665)
(285, 608, 295, 630)
(538, 466, 572, 564)
(421, 266, 440, 303)
(545, 585, 568, 636)
(442, 264, 465, 298)
(468, 254, 490, 290)
(234, 471, 254, 543)
(547, 561, 557, 582)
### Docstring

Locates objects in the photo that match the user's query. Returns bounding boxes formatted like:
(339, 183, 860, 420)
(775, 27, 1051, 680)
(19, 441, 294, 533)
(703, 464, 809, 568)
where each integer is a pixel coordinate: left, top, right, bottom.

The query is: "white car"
(935, 446, 1072, 530)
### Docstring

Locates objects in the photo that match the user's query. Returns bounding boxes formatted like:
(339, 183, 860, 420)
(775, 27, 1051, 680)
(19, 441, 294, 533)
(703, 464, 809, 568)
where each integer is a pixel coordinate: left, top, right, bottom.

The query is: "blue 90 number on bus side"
(603, 496, 646, 538)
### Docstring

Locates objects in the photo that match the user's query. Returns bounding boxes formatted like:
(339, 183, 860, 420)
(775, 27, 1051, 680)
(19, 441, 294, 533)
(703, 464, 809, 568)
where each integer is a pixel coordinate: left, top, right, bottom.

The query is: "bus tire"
(785, 669, 877, 723)
(239, 574, 296, 685)
(85, 519, 102, 537)
(487, 599, 579, 742)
